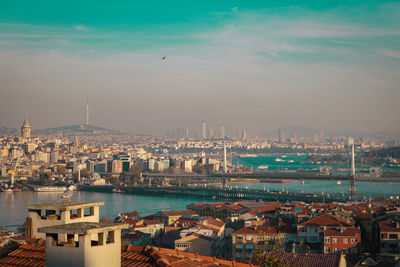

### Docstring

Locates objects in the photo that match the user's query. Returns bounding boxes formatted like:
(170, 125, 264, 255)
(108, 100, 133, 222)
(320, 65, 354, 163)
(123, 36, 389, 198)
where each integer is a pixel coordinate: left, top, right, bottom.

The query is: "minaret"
(223, 142, 227, 173)
(86, 94, 89, 126)
(348, 137, 357, 199)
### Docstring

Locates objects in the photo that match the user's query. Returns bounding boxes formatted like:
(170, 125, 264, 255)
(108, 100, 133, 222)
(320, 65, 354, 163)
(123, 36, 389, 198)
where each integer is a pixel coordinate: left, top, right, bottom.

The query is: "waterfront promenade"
(79, 185, 348, 203)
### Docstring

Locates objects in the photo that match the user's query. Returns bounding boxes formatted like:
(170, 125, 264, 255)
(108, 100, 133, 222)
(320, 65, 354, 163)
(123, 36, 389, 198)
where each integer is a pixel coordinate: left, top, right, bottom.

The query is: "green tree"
(250, 238, 294, 267)
(80, 168, 89, 178)
(57, 166, 66, 175)
(192, 163, 206, 174)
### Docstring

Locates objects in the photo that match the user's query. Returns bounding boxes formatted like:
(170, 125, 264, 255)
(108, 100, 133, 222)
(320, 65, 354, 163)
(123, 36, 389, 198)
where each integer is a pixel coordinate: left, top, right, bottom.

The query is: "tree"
(57, 166, 66, 175)
(192, 163, 206, 174)
(250, 238, 294, 267)
(80, 168, 89, 178)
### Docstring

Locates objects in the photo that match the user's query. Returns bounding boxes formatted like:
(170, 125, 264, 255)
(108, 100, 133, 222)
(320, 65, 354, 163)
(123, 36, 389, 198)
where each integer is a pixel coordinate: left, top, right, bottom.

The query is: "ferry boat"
(34, 186, 67, 192)
(1, 188, 13, 192)
(112, 187, 123, 193)
(336, 180, 342, 185)
(257, 165, 269, 170)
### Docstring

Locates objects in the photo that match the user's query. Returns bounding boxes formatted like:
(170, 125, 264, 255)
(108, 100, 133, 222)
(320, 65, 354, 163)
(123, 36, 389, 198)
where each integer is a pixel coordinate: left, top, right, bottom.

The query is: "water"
(0, 191, 218, 229)
(231, 180, 400, 199)
(233, 155, 400, 171)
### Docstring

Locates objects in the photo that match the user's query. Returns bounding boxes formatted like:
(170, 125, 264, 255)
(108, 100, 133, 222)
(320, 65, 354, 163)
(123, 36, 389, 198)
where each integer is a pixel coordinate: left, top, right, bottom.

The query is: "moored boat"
(34, 186, 66, 192)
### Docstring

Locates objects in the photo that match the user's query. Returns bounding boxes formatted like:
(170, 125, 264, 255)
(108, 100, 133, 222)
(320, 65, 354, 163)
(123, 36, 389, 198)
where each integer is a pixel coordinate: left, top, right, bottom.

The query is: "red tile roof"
(0, 244, 45, 267)
(0, 243, 254, 267)
(323, 227, 360, 237)
(380, 220, 400, 233)
(298, 213, 350, 227)
(268, 252, 343, 267)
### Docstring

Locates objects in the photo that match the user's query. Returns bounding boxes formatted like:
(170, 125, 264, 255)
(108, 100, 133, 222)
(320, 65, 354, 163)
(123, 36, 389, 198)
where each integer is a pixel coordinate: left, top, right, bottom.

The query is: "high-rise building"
(201, 122, 207, 139)
(278, 128, 282, 143)
(21, 117, 31, 139)
(219, 126, 225, 139)
(86, 94, 90, 126)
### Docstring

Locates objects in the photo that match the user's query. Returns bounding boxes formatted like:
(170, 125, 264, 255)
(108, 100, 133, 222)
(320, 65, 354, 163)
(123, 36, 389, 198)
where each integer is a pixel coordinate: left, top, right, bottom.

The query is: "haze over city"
(1, 1, 400, 136)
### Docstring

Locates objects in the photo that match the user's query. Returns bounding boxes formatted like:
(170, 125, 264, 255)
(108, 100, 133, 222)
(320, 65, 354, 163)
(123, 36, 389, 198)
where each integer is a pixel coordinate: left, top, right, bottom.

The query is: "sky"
(0, 0, 399, 136)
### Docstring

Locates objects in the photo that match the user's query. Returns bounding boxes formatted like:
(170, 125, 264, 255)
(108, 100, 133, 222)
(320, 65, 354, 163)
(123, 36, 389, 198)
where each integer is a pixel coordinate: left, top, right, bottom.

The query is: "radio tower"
(86, 94, 89, 126)
(348, 137, 357, 200)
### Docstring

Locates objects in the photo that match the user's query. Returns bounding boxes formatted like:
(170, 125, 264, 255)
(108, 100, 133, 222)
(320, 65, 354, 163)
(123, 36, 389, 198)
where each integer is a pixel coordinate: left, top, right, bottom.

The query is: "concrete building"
(379, 220, 400, 253)
(201, 121, 207, 139)
(323, 227, 361, 254)
(26, 201, 104, 239)
(39, 222, 127, 267)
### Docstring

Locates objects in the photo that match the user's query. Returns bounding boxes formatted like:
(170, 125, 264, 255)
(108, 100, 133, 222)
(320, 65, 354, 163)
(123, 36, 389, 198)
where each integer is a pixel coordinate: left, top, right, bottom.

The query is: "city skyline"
(1, 1, 400, 135)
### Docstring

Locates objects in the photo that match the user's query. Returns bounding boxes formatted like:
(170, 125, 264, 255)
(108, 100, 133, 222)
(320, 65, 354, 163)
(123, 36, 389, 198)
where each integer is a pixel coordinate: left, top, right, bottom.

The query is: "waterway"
(233, 154, 400, 171)
(0, 191, 218, 230)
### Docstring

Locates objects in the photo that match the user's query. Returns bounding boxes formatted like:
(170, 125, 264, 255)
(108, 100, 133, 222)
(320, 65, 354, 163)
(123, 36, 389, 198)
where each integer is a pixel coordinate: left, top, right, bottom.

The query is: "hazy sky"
(0, 1, 400, 135)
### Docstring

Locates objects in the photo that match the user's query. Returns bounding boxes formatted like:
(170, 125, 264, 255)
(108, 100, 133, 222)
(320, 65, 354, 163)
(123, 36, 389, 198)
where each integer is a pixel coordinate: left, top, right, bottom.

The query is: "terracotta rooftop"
(323, 227, 360, 237)
(380, 220, 400, 233)
(160, 210, 197, 217)
(0, 244, 254, 267)
(298, 213, 350, 227)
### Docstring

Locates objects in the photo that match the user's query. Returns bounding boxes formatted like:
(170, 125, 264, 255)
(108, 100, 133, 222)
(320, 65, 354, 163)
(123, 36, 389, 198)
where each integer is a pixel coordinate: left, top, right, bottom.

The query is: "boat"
(275, 158, 283, 162)
(288, 160, 294, 163)
(257, 165, 269, 170)
(1, 188, 12, 192)
(336, 180, 341, 185)
(281, 155, 287, 158)
(34, 186, 66, 192)
(301, 180, 305, 185)
(112, 187, 123, 193)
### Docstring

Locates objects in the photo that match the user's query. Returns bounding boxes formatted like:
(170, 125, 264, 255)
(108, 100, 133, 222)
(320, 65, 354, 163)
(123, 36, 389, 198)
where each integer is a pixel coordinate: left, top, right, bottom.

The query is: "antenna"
(86, 93, 89, 126)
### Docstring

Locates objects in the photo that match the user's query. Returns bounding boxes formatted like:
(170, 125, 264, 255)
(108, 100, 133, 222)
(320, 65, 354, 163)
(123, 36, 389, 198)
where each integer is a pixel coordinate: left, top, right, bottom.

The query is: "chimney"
(339, 226, 344, 233)
(396, 222, 399, 229)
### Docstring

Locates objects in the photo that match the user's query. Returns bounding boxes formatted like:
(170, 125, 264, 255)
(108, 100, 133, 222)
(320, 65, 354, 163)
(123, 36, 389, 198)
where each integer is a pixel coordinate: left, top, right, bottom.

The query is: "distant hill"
(261, 125, 319, 138)
(0, 127, 18, 136)
(32, 125, 122, 136)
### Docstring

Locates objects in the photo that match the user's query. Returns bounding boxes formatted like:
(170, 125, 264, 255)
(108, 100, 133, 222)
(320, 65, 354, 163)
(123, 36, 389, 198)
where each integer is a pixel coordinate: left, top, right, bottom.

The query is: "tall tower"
(21, 117, 31, 139)
(201, 121, 207, 139)
(86, 94, 89, 126)
(223, 142, 227, 173)
(348, 138, 357, 199)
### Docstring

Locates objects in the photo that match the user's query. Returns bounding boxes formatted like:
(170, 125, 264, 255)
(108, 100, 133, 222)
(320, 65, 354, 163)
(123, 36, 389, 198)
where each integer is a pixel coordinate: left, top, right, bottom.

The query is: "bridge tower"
(348, 138, 357, 200)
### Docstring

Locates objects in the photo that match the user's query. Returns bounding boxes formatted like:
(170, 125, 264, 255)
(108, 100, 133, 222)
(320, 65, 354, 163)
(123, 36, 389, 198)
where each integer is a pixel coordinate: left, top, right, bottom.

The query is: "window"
(106, 231, 115, 244)
(324, 246, 331, 253)
(381, 233, 388, 239)
(389, 234, 398, 239)
(351, 238, 356, 244)
(332, 238, 338, 243)
(324, 237, 331, 243)
(246, 244, 254, 250)
(257, 235, 264, 241)
(309, 236, 318, 242)
(344, 238, 348, 244)
(299, 227, 307, 232)
(236, 235, 243, 240)
(333, 248, 338, 253)
(245, 235, 254, 241)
